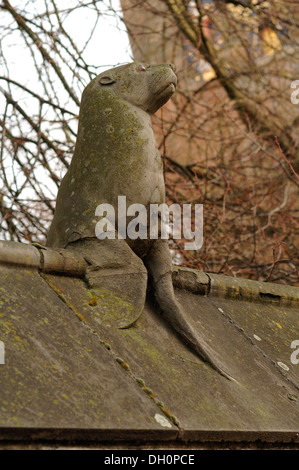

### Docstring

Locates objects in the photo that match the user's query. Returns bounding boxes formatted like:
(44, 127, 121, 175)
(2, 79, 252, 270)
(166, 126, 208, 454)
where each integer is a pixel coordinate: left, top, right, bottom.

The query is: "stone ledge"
(0, 240, 87, 276)
(172, 267, 299, 307)
(172, 266, 209, 295)
(207, 272, 299, 307)
(1, 241, 298, 306)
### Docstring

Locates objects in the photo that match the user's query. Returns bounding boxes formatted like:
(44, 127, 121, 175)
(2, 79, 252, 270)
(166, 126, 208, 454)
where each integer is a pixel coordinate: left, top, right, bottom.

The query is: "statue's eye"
(99, 76, 116, 86)
(137, 65, 146, 72)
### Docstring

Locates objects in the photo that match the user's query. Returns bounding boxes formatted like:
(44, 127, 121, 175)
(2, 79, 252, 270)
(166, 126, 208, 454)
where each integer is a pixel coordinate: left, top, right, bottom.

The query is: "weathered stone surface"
(0, 262, 299, 445)
(0, 265, 175, 439)
(67, 238, 148, 329)
(209, 295, 299, 388)
(40, 272, 299, 440)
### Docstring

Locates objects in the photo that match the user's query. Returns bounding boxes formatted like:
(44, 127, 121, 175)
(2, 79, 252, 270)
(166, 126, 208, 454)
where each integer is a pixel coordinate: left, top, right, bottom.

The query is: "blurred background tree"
(1, 0, 299, 284)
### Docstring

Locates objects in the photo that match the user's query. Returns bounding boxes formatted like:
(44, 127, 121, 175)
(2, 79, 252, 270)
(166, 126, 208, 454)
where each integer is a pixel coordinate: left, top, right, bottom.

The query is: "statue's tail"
(144, 240, 235, 382)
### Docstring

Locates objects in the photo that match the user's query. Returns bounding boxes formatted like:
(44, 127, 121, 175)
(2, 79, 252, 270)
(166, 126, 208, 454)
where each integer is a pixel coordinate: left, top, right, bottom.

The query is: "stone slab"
(43, 272, 299, 442)
(209, 296, 299, 388)
(0, 266, 176, 440)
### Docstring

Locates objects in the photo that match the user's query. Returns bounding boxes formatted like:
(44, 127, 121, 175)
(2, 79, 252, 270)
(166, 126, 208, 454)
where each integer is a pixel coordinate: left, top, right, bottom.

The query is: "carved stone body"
(47, 63, 232, 380)
(47, 63, 174, 254)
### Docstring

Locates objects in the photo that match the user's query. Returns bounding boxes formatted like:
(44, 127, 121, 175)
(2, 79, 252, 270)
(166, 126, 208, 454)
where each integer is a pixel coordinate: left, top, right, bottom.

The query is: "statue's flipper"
(144, 240, 234, 381)
(67, 238, 148, 329)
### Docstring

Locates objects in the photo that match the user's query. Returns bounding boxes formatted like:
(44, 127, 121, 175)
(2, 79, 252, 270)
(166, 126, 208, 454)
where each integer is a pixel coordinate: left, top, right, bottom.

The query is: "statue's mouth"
(165, 82, 176, 93)
(158, 77, 177, 96)
(147, 72, 177, 114)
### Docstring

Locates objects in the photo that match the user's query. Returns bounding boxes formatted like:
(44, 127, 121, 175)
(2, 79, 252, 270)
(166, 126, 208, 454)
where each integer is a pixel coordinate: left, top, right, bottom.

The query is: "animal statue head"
(81, 62, 177, 115)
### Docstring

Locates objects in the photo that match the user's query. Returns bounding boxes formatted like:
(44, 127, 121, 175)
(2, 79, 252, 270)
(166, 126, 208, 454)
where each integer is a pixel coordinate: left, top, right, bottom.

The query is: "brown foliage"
(122, 0, 299, 284)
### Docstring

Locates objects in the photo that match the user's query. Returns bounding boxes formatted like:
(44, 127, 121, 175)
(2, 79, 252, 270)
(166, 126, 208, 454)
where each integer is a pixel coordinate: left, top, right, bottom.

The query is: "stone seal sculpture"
(47, 62, 232, 380)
